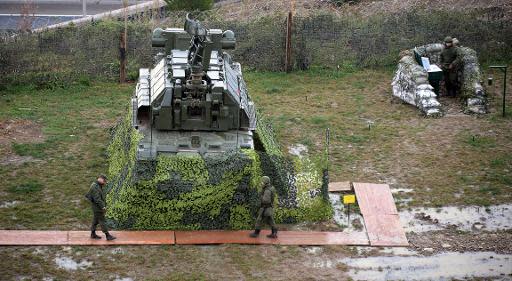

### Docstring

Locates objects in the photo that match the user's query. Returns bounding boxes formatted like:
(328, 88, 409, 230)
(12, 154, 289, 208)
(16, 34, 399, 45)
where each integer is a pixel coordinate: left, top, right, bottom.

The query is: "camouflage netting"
(104, 108, 332, 230)
(392, 43, 487, 116)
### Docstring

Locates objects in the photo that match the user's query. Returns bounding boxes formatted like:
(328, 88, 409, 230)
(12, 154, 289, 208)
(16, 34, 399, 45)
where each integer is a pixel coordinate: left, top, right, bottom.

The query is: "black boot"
(90, 231, 101, 239)
(249, 229, 260, 238)
(267, 228, 278, 239)
(105, 232, 116, 241)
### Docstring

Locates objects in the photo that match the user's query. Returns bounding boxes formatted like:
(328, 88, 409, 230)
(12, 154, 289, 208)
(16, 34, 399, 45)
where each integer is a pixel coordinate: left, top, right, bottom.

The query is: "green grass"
(0, 82, 132, 229)
(0, 68, 511, 232)
(8, 181, 43, 194)
(11, 142, 51, 158)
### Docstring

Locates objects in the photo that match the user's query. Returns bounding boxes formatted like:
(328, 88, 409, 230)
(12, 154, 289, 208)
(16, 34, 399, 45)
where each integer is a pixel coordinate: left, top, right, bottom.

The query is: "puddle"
(378, 247, 418, 256)
(340, 251, 512, 281)
(391, 188, 413, 194)
(54, 256, 92, 271)
(329, 193, 365, 232)
(399, 204, 512, 232)
(0, 200, 20, 208)
(304, 246, 323, 255)
(288, 144, 308, 158)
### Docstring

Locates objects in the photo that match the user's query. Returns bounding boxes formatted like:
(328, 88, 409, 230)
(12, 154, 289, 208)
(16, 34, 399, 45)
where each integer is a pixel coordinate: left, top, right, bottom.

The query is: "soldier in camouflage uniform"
(250, 176, 278, 239)
(85, 175, 116, 241)
(440, 36, 460, 97)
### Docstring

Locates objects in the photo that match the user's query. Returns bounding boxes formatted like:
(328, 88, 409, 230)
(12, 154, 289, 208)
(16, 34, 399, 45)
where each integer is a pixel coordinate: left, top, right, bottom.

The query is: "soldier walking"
(250, 176, 278, 239)
(86, 175, 116, 241)
(440, 36, 460, 97)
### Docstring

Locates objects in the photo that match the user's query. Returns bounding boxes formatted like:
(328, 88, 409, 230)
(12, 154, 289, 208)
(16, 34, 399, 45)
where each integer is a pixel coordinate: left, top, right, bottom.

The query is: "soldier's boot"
(105, 232, 116, 241)
(249, 229, 260, 238)
(90, 231, 101, 240)
(267, 228, 278, 239)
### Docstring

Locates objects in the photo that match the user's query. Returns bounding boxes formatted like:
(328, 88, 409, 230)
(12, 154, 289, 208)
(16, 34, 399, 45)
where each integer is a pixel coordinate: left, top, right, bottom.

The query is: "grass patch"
(8, 181, 43, 194)
(11, 142, 50, 158)
(463, 134, 497, 148)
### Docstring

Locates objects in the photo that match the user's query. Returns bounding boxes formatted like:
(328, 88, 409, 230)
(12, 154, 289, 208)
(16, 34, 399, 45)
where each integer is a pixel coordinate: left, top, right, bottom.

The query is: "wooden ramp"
(353, 182, 409, 246)
(0, 231, 175, 246)
(175, 230, 369, 246)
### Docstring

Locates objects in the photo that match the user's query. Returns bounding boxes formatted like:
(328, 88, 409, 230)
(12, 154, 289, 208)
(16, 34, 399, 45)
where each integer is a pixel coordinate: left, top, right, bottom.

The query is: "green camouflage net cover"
(105, 108, 332, 230)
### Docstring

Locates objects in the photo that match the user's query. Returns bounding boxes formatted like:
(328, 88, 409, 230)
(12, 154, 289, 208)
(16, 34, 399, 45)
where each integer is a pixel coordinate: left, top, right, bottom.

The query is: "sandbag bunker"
(392, 42, 487, 116)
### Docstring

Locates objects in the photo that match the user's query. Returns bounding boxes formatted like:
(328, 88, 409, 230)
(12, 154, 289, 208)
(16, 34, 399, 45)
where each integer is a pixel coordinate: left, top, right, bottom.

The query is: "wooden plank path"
(0, 231, 175, 246)
(0, 183, 408, 247)
(175, 230, 369, 246)
(353, 182, 409, 247)
(0, 230, 369, 246)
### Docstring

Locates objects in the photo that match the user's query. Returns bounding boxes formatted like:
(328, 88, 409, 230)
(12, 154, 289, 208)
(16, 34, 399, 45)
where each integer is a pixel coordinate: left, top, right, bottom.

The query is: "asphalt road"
(0, 0, 152, 16)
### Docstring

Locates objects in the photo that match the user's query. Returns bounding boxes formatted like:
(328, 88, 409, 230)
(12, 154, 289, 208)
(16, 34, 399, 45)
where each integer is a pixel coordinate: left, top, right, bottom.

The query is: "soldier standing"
(250, 176, 278, 239)
(440, 36, 460, 97)
(86, 175, 116, 241)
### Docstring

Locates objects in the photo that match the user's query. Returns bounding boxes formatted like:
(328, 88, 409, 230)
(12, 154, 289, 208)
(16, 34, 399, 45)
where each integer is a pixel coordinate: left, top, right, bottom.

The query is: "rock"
(472, 222, 485, 230)
(441, 243, 451, 248)
(423, 248, 434, 252)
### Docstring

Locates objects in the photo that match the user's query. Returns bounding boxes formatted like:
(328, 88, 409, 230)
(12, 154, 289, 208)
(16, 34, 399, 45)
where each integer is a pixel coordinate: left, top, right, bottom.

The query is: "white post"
(82, 0, 87, 17)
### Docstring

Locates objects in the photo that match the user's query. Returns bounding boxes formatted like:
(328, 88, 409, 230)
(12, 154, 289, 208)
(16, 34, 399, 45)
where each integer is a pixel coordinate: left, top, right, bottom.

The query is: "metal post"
(347, 204, 350, 226)
(504, 68, 507, 117)
(285, 11, 293, 72)
(82, 0, 87, 17)
(326, 127, 330, 172)
(490, 65, 508, 117)
(119, 32, 127, 83)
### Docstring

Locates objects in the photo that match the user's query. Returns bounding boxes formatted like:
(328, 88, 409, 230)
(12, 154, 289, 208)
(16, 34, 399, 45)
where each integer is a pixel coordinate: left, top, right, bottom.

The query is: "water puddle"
(0, 200, 20, 208)
(329, 193, 365, 232)
(399, 204, 512, 232)
(54, 256, 92, 271)
(390, 188, 414, 194)
(340, 251, 512, 281)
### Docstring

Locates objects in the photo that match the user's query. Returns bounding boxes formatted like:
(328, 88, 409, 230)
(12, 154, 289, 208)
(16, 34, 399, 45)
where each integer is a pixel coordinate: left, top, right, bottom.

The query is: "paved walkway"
(0, 183, 408, 247)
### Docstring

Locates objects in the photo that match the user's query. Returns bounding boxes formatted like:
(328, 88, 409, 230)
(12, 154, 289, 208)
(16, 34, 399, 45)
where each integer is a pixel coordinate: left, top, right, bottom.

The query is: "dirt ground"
(0, 119, 44, 145)
(0, 69, 511, 280)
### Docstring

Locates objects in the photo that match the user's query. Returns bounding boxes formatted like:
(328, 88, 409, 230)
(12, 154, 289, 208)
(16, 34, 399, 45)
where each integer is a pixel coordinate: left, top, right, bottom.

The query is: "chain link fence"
(1, 8, 510, 85)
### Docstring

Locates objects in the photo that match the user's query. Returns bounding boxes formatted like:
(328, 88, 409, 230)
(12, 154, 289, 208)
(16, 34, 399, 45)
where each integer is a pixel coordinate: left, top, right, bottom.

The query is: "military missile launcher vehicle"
(133, 14, 256, 159)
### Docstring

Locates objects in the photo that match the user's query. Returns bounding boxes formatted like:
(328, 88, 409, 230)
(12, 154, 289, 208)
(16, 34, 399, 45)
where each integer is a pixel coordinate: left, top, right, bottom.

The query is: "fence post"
(285, 11, 293, 73)
(119, 31, 127, 83)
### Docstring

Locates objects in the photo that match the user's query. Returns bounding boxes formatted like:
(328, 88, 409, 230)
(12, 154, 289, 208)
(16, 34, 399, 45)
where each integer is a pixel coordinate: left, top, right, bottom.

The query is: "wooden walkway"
(0, 230, 369, 246)
(0, 183, 408, 247)
(0, 231, 175, 246)
(175, 230, 369, 246)
(353, 182, 409, 246)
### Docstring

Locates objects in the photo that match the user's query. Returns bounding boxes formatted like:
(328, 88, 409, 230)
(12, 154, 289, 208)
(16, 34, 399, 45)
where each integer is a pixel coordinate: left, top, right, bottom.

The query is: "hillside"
(213, 0, 512, 20)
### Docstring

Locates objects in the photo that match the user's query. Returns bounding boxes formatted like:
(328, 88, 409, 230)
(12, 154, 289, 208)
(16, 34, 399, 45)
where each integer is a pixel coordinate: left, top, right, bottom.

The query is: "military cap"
(261, 176, 270, 184)
(444, 36, 453, 43)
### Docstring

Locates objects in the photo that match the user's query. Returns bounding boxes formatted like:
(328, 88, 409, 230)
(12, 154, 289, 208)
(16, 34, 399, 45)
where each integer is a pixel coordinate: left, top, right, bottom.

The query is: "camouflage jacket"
(87, 181, 106, 212)
(260, 185, 276, 208)
(440, 46, 459, 70)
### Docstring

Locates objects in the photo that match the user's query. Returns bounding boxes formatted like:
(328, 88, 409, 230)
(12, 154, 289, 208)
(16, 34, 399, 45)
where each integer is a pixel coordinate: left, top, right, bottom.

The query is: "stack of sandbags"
(457, 47, 487, 114)
(392, 55, 442, 117)
(416, 43, 444, 64)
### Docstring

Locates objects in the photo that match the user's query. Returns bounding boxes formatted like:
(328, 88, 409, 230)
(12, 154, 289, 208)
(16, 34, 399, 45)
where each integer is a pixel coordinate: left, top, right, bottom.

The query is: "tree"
(164, 0, 213, 11)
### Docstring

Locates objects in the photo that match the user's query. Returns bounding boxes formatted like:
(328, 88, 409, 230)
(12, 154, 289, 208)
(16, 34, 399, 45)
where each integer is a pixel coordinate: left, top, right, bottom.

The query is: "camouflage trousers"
(90, 210, 109, 233)
(254, 207, 276, 229)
